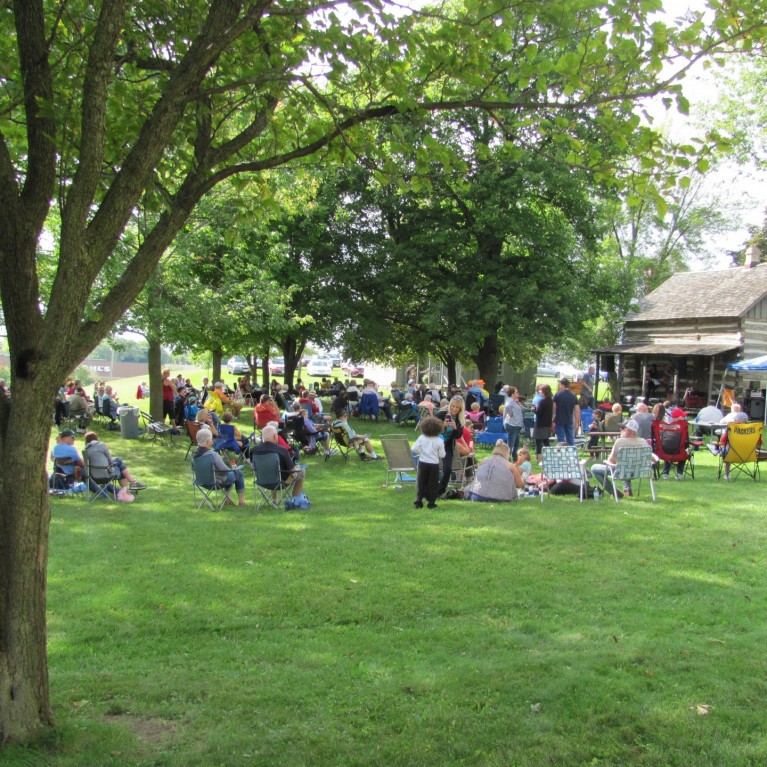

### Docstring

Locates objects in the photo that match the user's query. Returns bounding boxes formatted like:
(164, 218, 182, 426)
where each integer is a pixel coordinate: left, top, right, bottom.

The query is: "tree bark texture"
(0, 367, 60, 742)
(147, 338, 163, 422)
(212, 349, 223, 385)
(473, 334, 500, 386)
(281, 336, 305, 389)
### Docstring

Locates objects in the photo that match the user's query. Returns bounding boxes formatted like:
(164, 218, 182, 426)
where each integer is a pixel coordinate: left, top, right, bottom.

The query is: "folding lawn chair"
(191, 451, 229, 510)
(415, 405, 431, 429)
(447, 450, 473, 490)
(718, 421, 763, 481)
(185, 419, 203, 460)
(474, 417, 508, 450)
(380, 434, 417, 488)
(49, 457, 80, 497)
(395, 402, 418, 425)
(606, 444, 657, 501)
(252, 452, 295, 511)
(540, 445, 588, 502)
(359, 392, 380, 421)
(652, 419, 694, 480)
(325, 424, 365, 462)
(83, 449, 119, 502)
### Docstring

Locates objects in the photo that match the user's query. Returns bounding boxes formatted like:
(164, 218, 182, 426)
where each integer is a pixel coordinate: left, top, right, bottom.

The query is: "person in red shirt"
(161, 369, 177, 423)
(255, 394, 281, 430)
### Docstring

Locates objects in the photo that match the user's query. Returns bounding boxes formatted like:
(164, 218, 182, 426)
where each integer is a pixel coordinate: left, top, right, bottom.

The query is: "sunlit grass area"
(7, 416, 767, 766)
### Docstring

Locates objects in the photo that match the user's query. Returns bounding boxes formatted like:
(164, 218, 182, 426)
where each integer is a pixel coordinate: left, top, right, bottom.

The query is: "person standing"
(412, 416, 446, 509)
(552, 378, 579, 446)
(161, 369, 177, 424)
(502, 385, 524, 461)
(532, 384, 554, 461)
(581, 365, 596, 408)
(436, 395, 466, 496)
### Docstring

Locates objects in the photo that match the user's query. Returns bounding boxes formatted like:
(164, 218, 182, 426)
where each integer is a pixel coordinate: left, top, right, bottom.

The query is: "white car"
(227, 356, 250, 375)
(306, 357, 333, 377)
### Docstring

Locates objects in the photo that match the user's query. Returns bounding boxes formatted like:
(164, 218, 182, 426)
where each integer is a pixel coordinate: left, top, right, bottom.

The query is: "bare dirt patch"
(104, 713, 179, 746)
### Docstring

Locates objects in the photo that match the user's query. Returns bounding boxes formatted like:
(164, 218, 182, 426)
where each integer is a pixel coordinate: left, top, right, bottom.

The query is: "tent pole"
(641, 355, 648, 401)
(594, 353, 600, 404)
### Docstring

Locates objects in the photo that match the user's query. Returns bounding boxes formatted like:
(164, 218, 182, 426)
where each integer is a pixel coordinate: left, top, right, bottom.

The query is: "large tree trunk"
(472, 334, 500, 385)
(261, 345, 270, 391)
(280, 336, 305, 390)
(211, 349, 223, 385)
(444, 353, 457, 389)
(0, 367, 59, 742)
(247, 354, 259, 385)
(147, 338, 163, 422)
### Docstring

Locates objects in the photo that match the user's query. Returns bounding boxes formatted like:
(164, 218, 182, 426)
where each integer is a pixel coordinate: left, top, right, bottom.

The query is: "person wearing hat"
(590, 418, 657, 498)
(51, 429, 84, 482)
(184, 395, 200, 421)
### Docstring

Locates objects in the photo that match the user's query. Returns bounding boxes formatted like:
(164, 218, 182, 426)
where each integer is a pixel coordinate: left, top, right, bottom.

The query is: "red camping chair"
(651, 418, 694, 480)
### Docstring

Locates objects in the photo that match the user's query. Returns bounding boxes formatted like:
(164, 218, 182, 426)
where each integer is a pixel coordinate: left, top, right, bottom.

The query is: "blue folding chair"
(474, 417, 508, 449)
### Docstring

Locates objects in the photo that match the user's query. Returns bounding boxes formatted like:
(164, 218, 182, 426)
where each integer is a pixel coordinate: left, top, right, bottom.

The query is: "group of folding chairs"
(191, 448, 300, 512)
(535, 416, 764, 504)
(537, 444, 656, 502)
(379, 433, 472, 491)
(51, 451, 134, 502)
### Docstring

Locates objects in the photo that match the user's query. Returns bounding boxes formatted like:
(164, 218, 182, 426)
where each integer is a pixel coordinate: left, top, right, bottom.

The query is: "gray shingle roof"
(627, 264, 767, 322)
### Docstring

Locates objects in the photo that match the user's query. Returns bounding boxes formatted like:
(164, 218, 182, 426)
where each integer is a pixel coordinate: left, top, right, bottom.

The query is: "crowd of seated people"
(53, 378, 121, 431)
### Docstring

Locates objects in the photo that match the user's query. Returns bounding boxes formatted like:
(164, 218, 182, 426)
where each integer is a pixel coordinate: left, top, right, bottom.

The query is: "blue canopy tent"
(723, 356, 767, 423)
(727, 355, 767, 372)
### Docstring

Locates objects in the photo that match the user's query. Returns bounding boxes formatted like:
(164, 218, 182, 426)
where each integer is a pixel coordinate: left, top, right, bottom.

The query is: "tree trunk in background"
(473, 334, 500, 386)
(147, 338, 163, 422)
(211, 349, 222, 385)
(261, 346, 270, 391)
(281, 336, 305, 390)
(247, 354, 259, 386)
(444, 353, 457, 390)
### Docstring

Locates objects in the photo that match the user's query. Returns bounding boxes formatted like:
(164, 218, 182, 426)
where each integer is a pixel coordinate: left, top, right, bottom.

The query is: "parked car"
(227, 356, 250, 375)
(342, 360, 364, 377)
(268, 357, 285, 376)
(535, 362, 558, 378)
(328, 352, 342, 368)
(306, 357, 333, 377)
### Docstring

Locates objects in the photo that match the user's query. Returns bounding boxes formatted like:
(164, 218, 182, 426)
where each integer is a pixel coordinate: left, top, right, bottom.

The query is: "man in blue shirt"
(51, 429, 84, 480)
(553, 379, 580, 446)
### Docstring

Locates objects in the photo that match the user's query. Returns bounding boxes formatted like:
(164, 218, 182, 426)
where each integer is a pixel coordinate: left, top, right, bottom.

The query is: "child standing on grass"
(412, 416, 446, 509)
(515, 447, 532, 483)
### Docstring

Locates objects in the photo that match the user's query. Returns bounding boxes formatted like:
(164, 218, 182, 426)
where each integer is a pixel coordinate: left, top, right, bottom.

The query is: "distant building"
(593, 258, 767, 408)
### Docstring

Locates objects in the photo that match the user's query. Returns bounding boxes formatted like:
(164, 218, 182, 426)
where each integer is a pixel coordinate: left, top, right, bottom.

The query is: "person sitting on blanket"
(330, 410, 379, 460)
(466, 440, 524, 503)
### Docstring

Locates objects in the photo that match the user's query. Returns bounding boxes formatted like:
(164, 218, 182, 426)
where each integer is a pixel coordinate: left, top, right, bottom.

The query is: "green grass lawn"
(7, 415, 767, 766)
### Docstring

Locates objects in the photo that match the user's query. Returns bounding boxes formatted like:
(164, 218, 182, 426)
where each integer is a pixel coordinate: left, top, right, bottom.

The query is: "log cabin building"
(592, 255, 767, 414)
